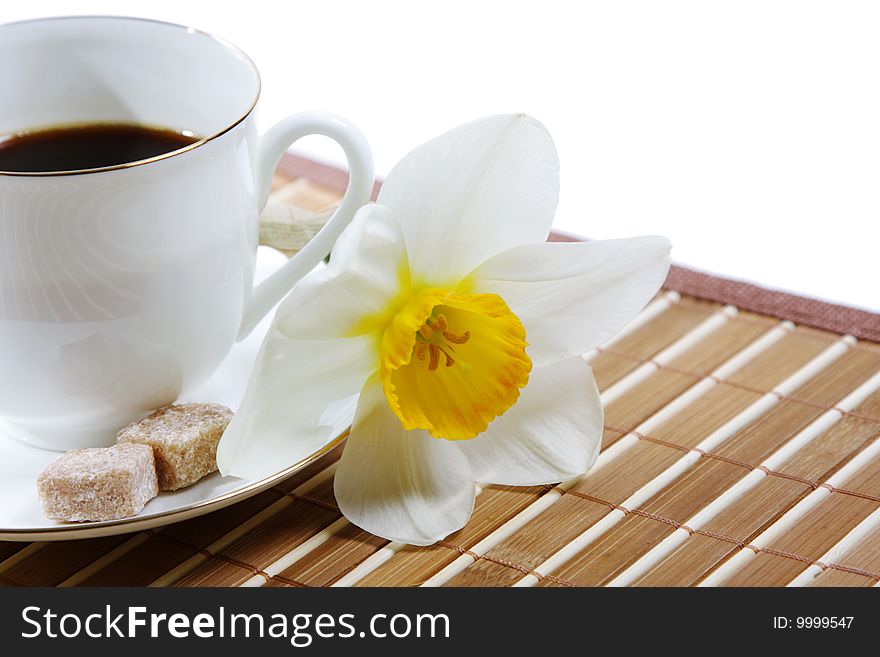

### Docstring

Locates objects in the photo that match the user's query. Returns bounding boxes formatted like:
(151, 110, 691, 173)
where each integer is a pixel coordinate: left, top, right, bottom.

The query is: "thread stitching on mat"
(822, 562, 880, 580)
(713, 312, 880, 356)
(603, 423, 880, 501)
(209, 553, 271, 581)
(84, 444, 880, 587)
(272, 488, 342, 513)
(819, 484, 880, 505)
(147, 490, 880, 586)
(594, 346, 880, 426)
(268, 573, 309, 587)
(597, 344, 876, 423)
(540, 491, 880, 582)
(436, 542, 532, 578)
(151, 503, 335, 586)
(436, 540, 481, 563)
(295, 494, 341, 513)
(596, 496, 880, 580)
(160, 532, 271, 583)
(623, 429, 822, 489)
(460, 487, 876, 582)
(154, 532, 214, 560)
(433, 541, 579, 587)
(131, 460, 880, 587)
(164, 471, 880, 585)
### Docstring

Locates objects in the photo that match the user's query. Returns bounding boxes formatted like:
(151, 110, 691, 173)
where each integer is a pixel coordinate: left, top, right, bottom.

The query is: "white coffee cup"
(0, 17, 374, 451)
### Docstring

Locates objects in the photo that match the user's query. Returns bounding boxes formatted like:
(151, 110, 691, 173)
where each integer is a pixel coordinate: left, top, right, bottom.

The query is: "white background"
(7, 1, 880, 310)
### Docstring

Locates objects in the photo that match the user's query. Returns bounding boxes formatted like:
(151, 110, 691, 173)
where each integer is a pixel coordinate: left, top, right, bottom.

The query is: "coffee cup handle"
(237, 112, 374, 340)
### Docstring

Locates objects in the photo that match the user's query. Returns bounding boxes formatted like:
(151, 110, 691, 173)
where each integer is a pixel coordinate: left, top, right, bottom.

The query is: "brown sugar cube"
(37, 443, 158, 522)
(117, 403, 233, 491)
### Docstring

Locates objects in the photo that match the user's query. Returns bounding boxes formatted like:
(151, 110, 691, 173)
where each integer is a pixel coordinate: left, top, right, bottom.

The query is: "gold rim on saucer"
(0, 430, 348, 542)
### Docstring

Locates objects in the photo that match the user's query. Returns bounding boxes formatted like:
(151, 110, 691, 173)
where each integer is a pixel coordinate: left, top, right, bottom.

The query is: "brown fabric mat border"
(277, 153, 880, 343)
(664, 267, 880, 343)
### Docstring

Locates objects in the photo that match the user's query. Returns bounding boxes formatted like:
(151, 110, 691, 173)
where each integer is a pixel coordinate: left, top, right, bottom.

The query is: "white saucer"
(0, 247, 352, 542)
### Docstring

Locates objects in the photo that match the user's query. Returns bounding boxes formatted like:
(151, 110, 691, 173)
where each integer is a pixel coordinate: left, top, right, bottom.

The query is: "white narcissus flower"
(218, 114, 671, 545)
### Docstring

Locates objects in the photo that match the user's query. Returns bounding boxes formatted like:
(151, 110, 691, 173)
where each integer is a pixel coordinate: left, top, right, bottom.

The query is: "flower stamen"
(442, 329, 470, 344)
(415, 342, 429, 361)
(380, 288, 531, 440)
(431, 314, 448, 332)
(415, 313, 473, 372)
(428, 343, 441, 371)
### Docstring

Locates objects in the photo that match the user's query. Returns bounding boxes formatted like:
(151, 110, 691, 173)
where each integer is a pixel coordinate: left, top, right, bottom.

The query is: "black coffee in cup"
(0, 123, 199, 173)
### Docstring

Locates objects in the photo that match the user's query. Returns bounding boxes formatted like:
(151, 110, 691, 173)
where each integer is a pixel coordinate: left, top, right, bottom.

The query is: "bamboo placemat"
(2, 154, 880, 588)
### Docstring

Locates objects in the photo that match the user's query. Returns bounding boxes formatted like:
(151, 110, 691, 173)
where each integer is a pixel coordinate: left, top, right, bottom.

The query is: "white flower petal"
(378, 114, 559, 286)
(335, 379, 475, 545)
(459, 357, 603, 486)
(217, 331, 377, 479)
(273, 203, 409, 340)
(470, 237, 671, 365)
